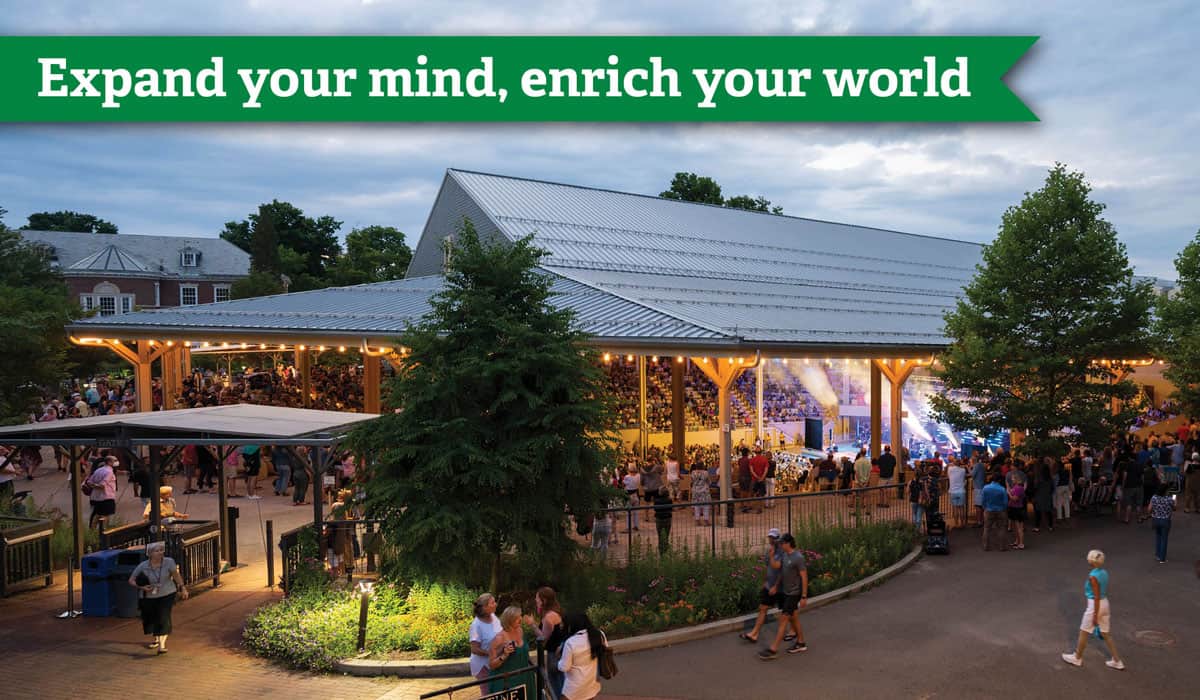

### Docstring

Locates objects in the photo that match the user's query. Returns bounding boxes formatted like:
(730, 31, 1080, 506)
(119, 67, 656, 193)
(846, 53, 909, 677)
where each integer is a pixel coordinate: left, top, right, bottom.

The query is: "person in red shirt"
(750, 448, 770, 512)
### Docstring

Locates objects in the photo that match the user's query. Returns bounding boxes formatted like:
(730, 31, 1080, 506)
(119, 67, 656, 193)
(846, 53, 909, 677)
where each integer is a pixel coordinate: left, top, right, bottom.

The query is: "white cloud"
(0, 0, 1196, 279)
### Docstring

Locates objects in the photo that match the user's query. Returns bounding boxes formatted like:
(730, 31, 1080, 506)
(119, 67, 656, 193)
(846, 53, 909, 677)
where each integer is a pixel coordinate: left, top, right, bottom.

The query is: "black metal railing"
(279, 519, 384, 592)
(587, 477, 956, 564)
(98, 520, 221, 589)
(1, 516, 54, 597)
(419, 640, 555, 700)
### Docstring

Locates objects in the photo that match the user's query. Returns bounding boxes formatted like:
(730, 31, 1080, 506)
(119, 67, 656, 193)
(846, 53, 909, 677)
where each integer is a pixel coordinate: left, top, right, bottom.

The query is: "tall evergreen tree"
(930, 164, 1155, 456)
(1156, 230, 1200, 416)
(348, 220, 619, 591)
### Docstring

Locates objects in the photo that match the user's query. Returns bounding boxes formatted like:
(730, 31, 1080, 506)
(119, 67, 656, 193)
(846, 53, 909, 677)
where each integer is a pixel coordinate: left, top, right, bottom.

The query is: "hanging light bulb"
(651, 356, 659, 363)
(603, 353, 611, 363)
(338, 346, 347, 353)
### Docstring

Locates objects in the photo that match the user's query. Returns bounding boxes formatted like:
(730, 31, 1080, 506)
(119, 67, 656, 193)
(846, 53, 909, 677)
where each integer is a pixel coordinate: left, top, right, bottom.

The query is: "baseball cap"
(767, 528, 781, 539)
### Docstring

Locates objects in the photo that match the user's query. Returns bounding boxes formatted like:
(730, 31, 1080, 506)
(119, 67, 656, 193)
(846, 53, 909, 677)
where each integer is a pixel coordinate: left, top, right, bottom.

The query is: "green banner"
(0, 36, 1037, 122)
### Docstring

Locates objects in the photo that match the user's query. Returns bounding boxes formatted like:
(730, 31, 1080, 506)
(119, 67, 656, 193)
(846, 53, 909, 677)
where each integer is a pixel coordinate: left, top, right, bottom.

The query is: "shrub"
(244, 578, 480, 671)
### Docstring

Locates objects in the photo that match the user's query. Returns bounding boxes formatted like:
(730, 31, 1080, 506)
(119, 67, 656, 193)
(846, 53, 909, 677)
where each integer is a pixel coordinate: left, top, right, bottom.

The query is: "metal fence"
(1, 516, 54, 597)
(97, 519, 222, 589)
(586, 478, 957, 564)
(419, 639, 556, 700)
(279, 519, 384, 592)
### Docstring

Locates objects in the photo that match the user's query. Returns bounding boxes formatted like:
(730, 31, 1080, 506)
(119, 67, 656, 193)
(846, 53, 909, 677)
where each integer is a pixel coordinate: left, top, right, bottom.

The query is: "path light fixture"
(356, 581, 375, 652)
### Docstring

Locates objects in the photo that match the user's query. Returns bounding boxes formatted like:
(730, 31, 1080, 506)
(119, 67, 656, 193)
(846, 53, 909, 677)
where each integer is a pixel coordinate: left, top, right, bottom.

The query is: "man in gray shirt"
(758, 533, 808, 659)
(739, 529, 790, 644)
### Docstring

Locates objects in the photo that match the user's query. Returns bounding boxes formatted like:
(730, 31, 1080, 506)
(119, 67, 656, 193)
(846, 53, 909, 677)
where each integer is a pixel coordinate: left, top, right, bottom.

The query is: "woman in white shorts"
(1061, 549, 1125, 670)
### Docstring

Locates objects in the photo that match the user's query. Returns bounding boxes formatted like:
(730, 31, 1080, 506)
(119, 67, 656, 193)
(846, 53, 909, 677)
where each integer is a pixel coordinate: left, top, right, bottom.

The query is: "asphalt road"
(601, 511, 1200, 700)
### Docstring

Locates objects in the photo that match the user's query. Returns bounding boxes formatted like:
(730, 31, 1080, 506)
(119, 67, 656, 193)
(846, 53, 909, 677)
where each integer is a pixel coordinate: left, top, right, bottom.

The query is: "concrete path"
(600, 512, 1200, 700)
(8, 454, 1198, 699)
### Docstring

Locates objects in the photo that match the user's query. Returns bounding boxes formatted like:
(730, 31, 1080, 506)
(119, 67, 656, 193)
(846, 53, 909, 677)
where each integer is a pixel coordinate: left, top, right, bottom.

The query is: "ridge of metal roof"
(445, 167, 985, 248)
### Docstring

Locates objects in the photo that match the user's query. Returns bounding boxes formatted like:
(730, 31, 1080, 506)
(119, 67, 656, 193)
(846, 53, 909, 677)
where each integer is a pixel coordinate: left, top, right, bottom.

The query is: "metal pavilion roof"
(70, 271, 729, 348)
(70, 168, 987, 354)
(0, 404, 377, 441)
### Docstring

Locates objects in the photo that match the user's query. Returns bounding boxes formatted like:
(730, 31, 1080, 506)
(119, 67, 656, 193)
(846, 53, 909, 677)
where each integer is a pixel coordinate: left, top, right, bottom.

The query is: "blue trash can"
(81, 550, 123, 617)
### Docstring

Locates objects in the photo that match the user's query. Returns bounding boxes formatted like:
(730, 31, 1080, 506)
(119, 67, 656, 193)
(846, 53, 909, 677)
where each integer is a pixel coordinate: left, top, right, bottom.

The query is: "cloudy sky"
(1, 1, 1197, 278)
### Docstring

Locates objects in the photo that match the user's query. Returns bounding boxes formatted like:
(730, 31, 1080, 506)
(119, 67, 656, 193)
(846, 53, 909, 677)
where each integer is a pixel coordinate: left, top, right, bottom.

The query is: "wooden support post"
(870, 362, 882, 460)
(638, 355, 647, 460)
(671, 358, 685, 468)
(181, 345, 192, 377)
(162, 347, 177, 410)
(296, 349, 312, 409)
(363, 356, 381, 414)
(755, 361, 765, 443)
(694, 355, 760, 527)
(872, 359, 918, 470)
(135, 343, 154, 413)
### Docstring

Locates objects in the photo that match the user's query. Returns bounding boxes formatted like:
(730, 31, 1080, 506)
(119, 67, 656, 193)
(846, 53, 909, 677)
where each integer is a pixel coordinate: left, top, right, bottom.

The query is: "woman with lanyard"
(128, 541, 189, 654)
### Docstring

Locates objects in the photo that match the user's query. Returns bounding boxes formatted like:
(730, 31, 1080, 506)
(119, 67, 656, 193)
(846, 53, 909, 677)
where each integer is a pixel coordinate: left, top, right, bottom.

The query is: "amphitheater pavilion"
(64, 168, 1118, 500)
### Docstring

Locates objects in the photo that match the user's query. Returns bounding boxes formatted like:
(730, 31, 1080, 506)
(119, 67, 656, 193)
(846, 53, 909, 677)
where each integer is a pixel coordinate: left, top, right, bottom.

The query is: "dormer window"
(181, 248, 200, 267)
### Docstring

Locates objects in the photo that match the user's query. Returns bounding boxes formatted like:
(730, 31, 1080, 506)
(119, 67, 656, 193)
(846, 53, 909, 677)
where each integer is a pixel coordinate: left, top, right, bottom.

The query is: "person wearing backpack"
(558, 611, 610, 700)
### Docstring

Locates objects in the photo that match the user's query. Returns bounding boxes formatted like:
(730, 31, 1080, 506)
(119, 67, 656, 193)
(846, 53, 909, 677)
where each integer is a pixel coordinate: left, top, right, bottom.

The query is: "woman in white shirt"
(557, 612, 606, 700)
(468, 593, 502, 694)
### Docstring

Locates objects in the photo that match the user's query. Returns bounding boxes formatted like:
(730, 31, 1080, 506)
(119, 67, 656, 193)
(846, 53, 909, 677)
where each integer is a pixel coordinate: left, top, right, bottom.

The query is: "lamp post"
(356, 581, 375, 652)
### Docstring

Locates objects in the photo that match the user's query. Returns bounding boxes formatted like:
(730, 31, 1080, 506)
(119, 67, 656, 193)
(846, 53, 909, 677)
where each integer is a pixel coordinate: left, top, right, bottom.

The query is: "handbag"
(597, 643, 618, 680)
(81, 480, 94, 495)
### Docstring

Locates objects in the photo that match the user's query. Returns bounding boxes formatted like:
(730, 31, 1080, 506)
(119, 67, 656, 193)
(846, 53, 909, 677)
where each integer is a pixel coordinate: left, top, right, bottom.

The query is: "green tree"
(725, 194, 784, 215)
(249, 204, 282, 274)
(347, 220, 619, 591)
(229, 270, 285, 300)
(930, 164, 1155, 456)
(1156, 230, 1200, 416)
(659, 172, 724, 205)
(330, 225, 412, 285)
(221, 200, 341, 291)
(26, 210, 119, 233)
(0, 227, 79, 423)
(660, 172, 784, 213)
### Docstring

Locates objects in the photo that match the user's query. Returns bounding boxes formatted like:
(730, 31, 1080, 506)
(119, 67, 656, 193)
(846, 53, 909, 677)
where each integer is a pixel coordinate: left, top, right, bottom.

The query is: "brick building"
(19, 229, 250, 315)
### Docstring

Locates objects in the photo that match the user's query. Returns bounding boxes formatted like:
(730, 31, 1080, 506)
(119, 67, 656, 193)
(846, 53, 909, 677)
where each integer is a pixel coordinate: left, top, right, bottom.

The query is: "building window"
(180, 285, 198, 306)
(121, 296, 133, 314)
(181, 250, 199, 267)
(214, 285, 230, 303)
(80, 295, 94, 311)
(98, 296, 116, 316)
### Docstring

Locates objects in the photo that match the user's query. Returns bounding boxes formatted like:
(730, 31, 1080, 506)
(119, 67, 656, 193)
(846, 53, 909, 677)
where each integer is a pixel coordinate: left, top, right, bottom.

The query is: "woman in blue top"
(1061, 549, 1125, 670)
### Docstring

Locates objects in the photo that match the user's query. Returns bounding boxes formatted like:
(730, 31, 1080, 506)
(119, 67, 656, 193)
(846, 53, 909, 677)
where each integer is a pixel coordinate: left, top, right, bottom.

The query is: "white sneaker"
(1106, 659, 1125, 670)
(1061, 653, 1082, 667)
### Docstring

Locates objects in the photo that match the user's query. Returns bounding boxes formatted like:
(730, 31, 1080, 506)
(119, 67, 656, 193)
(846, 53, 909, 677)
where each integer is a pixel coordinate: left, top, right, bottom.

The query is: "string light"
(626, 354, 634, 362)
(651, 356, 659, 363)
(737, 357, 744, 365)
(603, 353, 611, 363)
(338, 346, 347, 353)
(675, 356, 684, 363)
(278, 344, 286, 350)
(240, 342, 248, 349)
(782, 358, 789, 365)
(221, 341, 229, 348)
(166, 340, 174, 347)
(318, 345, 327, 352)
(299, 345, 307, 351)
(701, 358, 708, 364)
(260, 344, 267, 349)
(148, 340, 156, 347)
(202, 342, 210, 348)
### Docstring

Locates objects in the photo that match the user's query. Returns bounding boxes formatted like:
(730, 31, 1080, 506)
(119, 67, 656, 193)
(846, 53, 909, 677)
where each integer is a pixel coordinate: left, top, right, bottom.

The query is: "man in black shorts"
(758, 533, 808, 659)
(739, 529, 789, 644)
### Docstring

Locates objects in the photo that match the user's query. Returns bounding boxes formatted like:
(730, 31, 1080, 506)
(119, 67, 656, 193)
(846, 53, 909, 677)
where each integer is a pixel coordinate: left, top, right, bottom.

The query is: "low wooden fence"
(1, 516, 54, 597)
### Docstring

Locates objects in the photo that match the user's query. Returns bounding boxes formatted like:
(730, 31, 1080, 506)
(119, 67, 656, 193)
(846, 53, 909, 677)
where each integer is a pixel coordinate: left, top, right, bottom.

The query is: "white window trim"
(181, 250, 199, 267)
(80, 294, 94, 311)
(179, 283, 199, 306)
(213, 284, 231, 303)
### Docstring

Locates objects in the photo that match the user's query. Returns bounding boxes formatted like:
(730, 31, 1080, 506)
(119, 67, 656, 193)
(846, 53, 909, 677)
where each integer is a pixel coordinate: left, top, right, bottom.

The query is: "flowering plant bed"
(246, 520, 916, 671)
(586, 520, 916, 639)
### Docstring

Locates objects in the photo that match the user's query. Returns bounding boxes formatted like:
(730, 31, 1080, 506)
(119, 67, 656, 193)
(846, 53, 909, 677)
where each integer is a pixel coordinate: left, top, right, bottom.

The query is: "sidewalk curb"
(335, 544, 923, 677)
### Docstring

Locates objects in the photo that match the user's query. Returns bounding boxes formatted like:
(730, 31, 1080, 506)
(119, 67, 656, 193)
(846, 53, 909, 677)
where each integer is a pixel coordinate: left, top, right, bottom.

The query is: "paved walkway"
(601, 512, 1200, 699)
(8, 455, 1198, 699)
